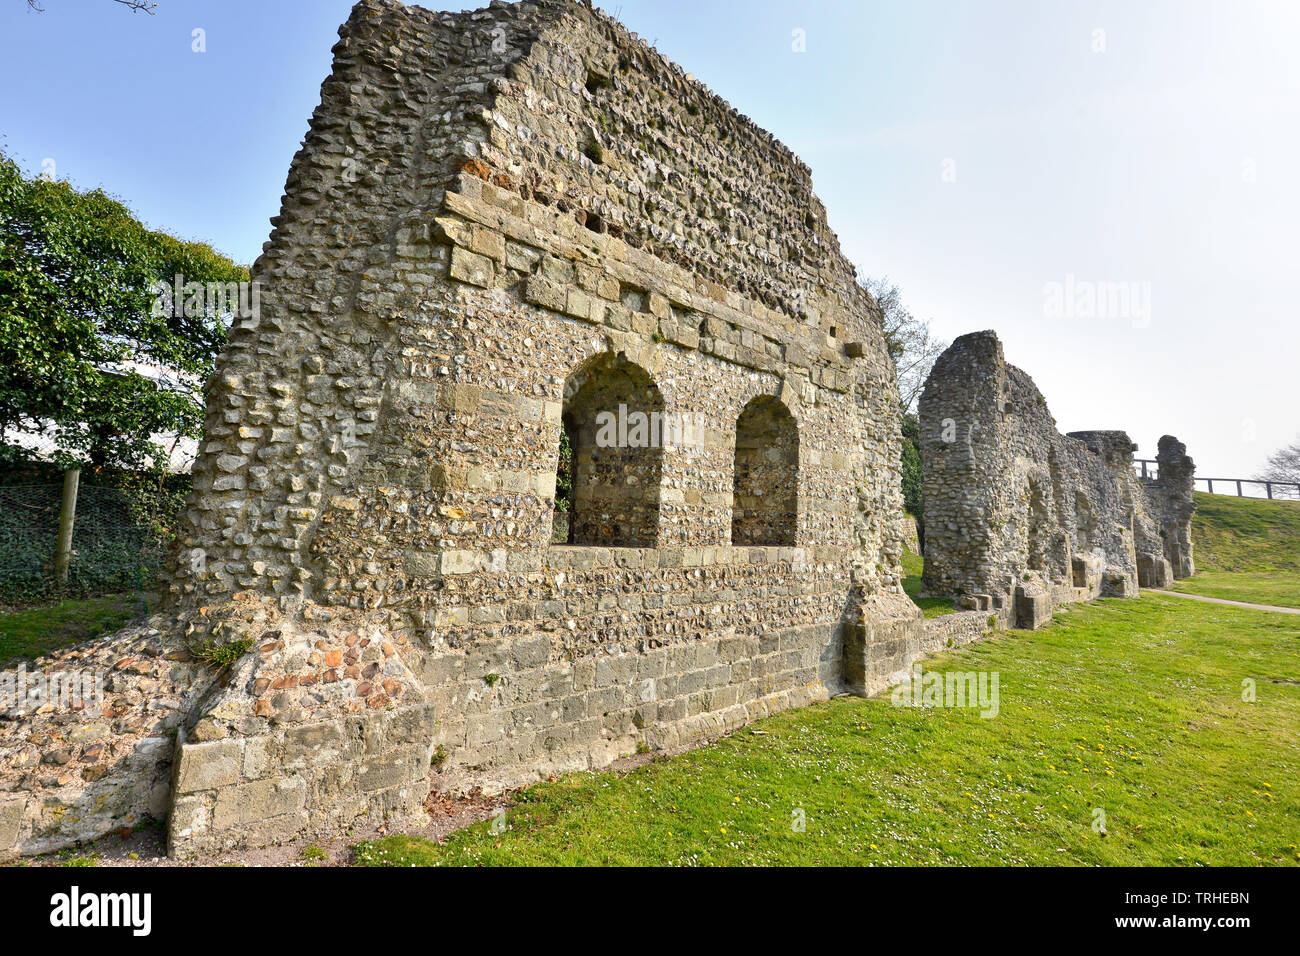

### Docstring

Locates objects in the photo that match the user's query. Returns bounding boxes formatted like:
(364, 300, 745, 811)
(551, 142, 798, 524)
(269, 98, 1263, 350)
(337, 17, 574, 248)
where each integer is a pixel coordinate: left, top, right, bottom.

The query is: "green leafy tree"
(0, 152, 247, 472)
(555, 421, 573, 512)
(900, 411, 923, 524)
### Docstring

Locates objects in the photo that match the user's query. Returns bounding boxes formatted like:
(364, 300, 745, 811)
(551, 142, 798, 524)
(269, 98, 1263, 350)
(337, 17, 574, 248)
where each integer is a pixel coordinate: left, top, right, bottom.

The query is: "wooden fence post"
(54, 467, 80, 586)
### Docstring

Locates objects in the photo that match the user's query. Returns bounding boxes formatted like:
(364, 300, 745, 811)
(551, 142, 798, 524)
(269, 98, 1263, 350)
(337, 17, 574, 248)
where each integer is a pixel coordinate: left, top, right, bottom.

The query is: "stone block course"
(0, 797, 25, 861)
(1014, 584, 1051, 630)
(174, 740, 243, 793)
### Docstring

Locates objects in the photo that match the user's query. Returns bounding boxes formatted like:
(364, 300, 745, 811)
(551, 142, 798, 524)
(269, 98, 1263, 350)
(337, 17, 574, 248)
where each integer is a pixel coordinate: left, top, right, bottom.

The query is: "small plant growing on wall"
(188, 637, 254, 669)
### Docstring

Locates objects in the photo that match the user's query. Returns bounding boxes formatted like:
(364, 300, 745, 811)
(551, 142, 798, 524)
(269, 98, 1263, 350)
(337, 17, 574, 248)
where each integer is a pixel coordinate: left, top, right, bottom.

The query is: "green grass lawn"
(355, 593, 1300, 866)
(1169, 493, 1300, 608)
(902, 548, 957, 618)
(0, 593, 142, 666)
(1185, 492, 1300, 572)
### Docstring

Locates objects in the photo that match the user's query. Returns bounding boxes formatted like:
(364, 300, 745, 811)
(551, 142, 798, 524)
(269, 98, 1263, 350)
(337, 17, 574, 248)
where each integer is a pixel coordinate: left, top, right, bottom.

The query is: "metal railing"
(1134, 459, 1300, 499)
(1135, 459, 1159, 481)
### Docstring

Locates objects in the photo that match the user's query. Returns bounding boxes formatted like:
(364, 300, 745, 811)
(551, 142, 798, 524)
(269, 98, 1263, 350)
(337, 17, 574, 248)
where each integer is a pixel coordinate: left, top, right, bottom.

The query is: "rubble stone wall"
(0, 623, 211, 860)
(0, 0, 925, 860)
(1143, 435, 1197, 579)
(919, 330, 1195, 618)
(1, 2, 1200, 863)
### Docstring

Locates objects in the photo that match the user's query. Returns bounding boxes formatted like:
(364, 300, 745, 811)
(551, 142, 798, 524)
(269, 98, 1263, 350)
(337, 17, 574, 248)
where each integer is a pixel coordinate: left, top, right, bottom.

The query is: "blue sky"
(2, 0, 1297, 478)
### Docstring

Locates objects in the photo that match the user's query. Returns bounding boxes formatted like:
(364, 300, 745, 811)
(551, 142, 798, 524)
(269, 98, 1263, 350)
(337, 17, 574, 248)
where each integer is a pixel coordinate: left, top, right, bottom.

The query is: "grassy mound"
(1189, 492, 1300, 573)
(1172, 493, 1300, 608)
(901, 548, 957, 618)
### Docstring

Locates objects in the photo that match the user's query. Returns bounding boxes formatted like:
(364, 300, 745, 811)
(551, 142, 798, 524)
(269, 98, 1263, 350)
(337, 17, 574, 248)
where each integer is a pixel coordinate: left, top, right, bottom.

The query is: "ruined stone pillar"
(1151, 435, 1196, 578)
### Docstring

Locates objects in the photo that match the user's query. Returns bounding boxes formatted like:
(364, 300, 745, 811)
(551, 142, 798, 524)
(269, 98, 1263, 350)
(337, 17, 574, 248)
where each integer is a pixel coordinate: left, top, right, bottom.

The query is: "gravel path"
(1148, 590, 1300, 615)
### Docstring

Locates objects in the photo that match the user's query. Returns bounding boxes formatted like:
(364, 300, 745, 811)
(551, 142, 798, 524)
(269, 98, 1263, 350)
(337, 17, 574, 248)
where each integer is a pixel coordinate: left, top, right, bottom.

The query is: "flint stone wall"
(0, 0, 944, 861)
(918, 330, 1195, 620)
(1, 2, 1199, 863)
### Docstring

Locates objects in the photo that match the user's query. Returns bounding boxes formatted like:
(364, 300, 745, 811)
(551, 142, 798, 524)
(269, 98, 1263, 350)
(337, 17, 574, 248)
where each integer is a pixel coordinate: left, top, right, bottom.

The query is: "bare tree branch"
(860, 275, 947, 413)
(27, 0, 158, 12)
(1256, 436, 1300, 488)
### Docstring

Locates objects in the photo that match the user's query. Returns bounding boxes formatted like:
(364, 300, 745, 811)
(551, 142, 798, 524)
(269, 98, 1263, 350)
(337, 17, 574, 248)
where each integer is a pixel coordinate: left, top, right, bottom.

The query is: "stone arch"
(730, 395, 799, 546)
(556, 351, 664, 547)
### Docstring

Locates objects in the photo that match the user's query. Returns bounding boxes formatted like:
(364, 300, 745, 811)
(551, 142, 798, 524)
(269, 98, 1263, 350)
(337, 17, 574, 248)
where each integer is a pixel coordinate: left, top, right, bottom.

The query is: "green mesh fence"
(0, 481, 175, 603)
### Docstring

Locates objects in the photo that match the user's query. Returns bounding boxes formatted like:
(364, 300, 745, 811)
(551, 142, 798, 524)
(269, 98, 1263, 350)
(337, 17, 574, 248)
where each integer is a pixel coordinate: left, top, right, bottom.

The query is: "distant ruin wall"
(1142, 435, 1196, 579)
(919, 330, 1195, 621)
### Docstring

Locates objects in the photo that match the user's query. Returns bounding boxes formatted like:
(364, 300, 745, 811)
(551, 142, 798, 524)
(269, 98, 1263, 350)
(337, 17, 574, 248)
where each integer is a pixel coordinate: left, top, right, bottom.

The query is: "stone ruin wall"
(919, 330, 1195, 627)
(0, 3, 1201, 863)
(1141, 435, 1196, 580)
(5, 0, 964, 860)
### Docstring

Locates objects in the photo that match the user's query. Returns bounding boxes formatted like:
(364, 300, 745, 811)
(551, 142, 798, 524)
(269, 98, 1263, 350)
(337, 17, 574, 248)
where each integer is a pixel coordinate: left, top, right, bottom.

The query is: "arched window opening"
(731, 396, 798, 547)
(555, 354, 663, 547)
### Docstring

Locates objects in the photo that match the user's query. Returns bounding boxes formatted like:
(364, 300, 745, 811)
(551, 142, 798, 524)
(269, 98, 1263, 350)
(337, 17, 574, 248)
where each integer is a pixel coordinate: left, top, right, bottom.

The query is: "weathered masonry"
(4, 0, 992, 860)
(918, 330, 1195, 627)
